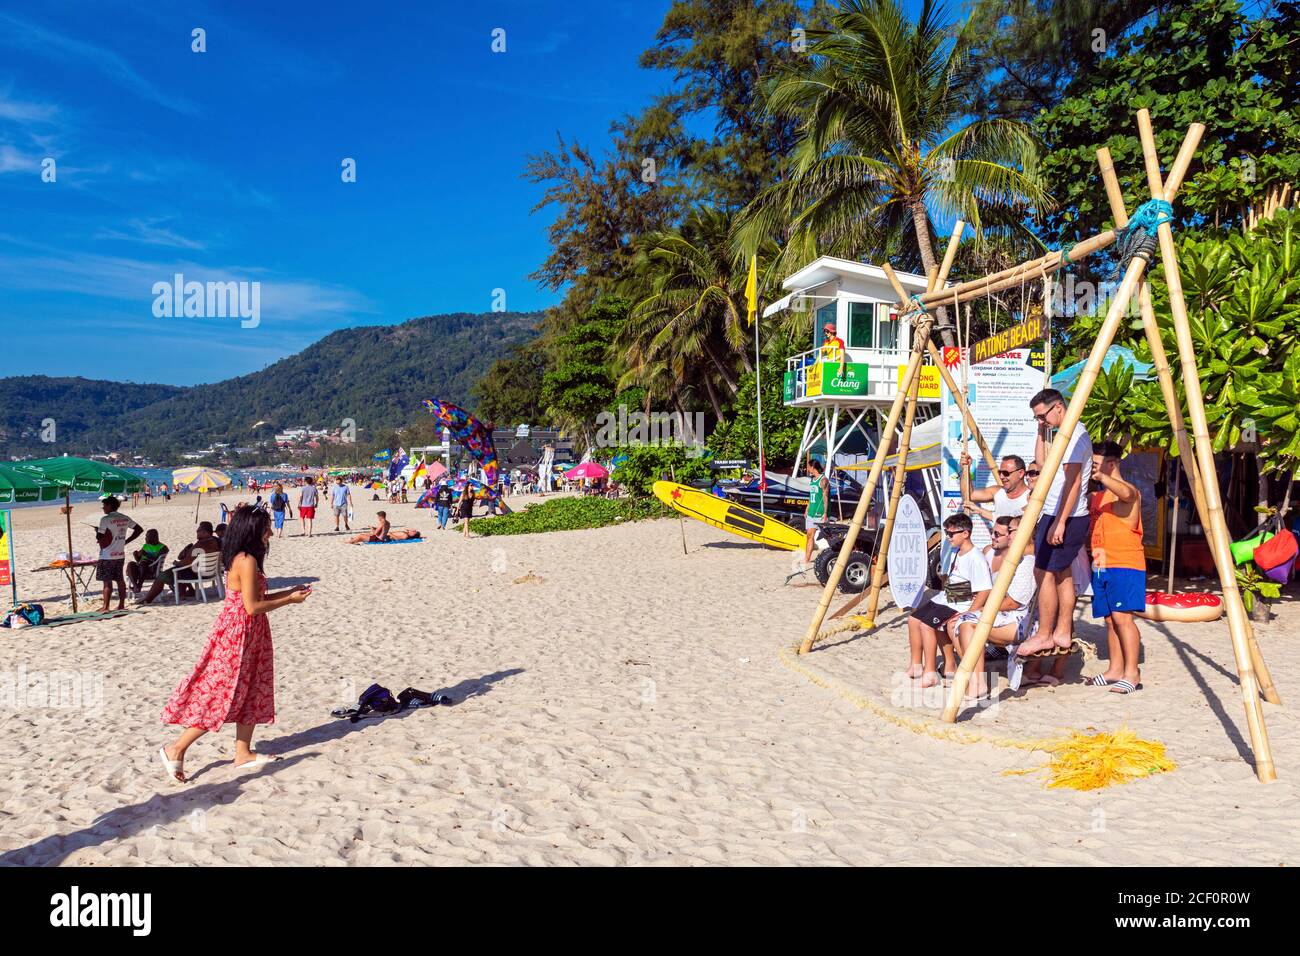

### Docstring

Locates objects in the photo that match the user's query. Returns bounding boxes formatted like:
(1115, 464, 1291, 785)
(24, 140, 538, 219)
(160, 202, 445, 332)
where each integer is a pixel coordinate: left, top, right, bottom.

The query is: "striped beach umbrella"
(173, 466, 233, 521)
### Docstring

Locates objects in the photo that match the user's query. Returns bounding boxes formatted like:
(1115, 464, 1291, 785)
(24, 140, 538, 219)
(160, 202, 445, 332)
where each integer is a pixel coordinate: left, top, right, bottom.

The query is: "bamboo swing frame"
(796, 112, 1279, 783)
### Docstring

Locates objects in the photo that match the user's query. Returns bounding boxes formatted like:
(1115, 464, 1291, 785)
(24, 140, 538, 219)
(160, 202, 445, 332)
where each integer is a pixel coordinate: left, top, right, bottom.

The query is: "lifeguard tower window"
(848, 301, 897, 351)
(814, 301, 836, 349)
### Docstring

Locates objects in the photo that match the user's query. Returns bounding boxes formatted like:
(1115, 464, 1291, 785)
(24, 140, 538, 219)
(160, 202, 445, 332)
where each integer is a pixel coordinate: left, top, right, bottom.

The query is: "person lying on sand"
(346, 512, 422, 544)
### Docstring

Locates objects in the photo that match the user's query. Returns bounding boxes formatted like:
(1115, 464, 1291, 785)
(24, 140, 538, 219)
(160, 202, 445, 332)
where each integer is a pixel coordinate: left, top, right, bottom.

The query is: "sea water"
(2, 466, 305, 510)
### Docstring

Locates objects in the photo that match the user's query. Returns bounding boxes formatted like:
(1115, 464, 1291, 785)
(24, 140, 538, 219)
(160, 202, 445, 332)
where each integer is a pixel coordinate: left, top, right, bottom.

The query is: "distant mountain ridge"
(0, 311, 542, 458)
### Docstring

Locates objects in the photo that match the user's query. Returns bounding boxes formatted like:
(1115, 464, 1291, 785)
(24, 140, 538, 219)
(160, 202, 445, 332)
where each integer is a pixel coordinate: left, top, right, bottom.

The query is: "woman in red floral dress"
(159, 505, 310, 783)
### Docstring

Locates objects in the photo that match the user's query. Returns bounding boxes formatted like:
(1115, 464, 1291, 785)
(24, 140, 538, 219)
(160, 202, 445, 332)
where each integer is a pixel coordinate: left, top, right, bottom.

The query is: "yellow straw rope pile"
(1004, 727, 1176, 790)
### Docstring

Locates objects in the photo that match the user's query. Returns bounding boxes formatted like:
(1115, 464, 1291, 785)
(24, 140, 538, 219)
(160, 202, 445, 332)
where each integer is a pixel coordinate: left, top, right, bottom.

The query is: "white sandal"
(234, 753, 277, 772)
(158, 746, 186, 784)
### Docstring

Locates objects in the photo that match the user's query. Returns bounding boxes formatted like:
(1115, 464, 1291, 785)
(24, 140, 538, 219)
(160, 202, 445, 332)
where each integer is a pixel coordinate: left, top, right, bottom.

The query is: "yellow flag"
(745, 253, 758, 326)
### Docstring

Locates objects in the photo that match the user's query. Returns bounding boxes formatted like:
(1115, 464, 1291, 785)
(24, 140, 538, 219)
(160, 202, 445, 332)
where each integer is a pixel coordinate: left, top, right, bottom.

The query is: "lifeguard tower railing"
(783, 346, 938, 407)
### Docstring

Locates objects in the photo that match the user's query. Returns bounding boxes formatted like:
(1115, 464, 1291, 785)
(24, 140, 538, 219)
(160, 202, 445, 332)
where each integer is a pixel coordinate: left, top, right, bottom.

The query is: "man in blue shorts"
(1018, 388, 1092, 656)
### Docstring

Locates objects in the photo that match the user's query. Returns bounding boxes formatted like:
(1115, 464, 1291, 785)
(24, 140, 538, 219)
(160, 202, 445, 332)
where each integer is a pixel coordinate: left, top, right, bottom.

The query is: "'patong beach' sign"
(970, 315, 1044, 364)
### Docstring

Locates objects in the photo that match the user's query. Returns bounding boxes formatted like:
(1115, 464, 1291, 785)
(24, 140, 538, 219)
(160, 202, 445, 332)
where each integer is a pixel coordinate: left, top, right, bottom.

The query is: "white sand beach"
(1, 490, 1297, 866)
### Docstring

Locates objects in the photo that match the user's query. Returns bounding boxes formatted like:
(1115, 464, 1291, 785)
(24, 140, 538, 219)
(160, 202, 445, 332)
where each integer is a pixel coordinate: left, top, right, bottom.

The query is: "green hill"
(0, 311, 542, 459)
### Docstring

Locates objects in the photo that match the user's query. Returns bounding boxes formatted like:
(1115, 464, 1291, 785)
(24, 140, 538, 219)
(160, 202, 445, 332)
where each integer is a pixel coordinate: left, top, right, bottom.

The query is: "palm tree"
(736, 0, 1051, 344)
(617, 207, 779, 420)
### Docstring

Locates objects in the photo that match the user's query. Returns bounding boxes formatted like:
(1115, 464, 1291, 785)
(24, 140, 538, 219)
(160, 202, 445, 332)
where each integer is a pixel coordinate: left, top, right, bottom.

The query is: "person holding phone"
(158, 505, 311, 784)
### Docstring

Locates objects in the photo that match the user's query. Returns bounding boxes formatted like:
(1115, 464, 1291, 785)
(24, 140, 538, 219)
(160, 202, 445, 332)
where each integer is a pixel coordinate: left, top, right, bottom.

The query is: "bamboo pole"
(910, 228, 1119, 309)
(857, 366, 922, 626)
(797, 314, 935, 654)
(63, 490, 78, 613)
(880, 263, 1000, 475)
(853, 224, 964, 627)
(1136, 114, 1277, 779)
(943, 253, 1153, 720)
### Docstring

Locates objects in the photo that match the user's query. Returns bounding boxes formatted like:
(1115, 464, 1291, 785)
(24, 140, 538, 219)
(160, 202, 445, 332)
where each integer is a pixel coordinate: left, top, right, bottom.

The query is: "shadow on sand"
(0, 668, 522, 866)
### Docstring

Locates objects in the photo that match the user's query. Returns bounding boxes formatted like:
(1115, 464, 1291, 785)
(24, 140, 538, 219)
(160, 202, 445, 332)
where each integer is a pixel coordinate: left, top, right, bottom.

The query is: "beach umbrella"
(564, 462, 608, 481)
(16, 456, 146, 612)
(0, 466, 64, 608)
(172, 466, 233, 521)
(0, 464, 64, 504)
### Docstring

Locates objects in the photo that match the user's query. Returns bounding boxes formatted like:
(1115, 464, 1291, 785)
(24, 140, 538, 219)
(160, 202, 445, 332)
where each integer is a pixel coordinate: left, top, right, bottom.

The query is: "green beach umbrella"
(15, 457, 146, 613)
(0, 463, 64, 504)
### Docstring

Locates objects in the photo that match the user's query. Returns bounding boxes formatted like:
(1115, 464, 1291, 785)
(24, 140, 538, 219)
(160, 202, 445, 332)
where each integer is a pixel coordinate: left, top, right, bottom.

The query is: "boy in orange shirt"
(1086, 441, 1145, 694)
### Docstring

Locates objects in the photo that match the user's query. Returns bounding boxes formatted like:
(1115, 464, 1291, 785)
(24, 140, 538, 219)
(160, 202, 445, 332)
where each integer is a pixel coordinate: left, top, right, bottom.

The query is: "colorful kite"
(421, 399, 498, 490)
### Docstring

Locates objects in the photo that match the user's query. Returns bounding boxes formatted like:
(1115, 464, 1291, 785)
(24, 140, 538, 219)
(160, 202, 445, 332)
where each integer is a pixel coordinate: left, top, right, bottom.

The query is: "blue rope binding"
(1110, 199, 1173, 280)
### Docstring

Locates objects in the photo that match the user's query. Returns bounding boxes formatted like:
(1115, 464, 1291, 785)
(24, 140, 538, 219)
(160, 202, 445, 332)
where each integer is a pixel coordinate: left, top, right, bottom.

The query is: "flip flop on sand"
(1109, 679, 1142, 694)
(234, 753, 278, 772)
(1086, 674, 1114, 687)
(1007, 650, 1025, 691)
(158, 747, 186, 785)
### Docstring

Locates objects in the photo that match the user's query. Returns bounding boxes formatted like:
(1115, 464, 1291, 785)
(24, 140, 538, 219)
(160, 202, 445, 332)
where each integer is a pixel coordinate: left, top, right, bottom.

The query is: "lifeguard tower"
(764, 256, 940, 478)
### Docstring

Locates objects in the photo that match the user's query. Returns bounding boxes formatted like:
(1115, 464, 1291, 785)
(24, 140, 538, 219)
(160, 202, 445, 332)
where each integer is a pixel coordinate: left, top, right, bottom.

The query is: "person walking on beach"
(803, 458, 829, 564)
(269, 481, 292, 538)
(158, 505, 311, 784)
(456, 484, 475, 539)
(434, 480, 454, 530)
(298, 476, 318, 537)
(1085, 441, 1145, 693)
(1018, 389, 1092, 657)
(331, 476, 353, 532)
(95, 496, 142, 613)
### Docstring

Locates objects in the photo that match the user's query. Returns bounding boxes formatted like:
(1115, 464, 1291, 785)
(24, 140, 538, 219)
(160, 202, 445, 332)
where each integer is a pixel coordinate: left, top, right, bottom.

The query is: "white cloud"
(0, 13, 199, 116)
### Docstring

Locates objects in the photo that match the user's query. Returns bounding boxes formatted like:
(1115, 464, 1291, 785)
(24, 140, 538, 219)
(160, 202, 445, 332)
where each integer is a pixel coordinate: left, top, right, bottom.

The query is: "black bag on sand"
(331, 683, 454, 722)
(397, 687, 454, 709)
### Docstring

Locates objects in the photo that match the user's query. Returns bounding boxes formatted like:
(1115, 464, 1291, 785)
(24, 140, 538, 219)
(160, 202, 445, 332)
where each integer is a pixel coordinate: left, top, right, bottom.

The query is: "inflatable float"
(653, 480, 804, 551)
(1137, 591, 1223, 623)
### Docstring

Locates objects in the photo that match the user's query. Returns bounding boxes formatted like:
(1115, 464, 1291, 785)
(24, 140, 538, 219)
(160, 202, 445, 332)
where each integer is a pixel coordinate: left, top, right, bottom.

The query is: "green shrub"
(609, 444, 713, 497)
(468, 495, 671, 536)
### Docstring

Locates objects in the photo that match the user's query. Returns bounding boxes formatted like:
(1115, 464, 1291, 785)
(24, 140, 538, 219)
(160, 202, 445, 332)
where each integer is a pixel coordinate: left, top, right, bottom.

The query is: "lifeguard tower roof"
(764, 256, 929, 317)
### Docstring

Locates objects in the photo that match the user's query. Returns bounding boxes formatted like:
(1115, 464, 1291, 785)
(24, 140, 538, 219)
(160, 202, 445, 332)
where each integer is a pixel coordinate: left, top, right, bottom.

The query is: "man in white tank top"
(959, 451, 1029, 523)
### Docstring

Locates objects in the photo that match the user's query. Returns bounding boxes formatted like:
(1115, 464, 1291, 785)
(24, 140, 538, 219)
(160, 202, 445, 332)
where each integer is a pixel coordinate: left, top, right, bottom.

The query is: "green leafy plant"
(468, 495, 671, 536)
(609, 443, 714, 498)
(1236, 563, 1282, 614)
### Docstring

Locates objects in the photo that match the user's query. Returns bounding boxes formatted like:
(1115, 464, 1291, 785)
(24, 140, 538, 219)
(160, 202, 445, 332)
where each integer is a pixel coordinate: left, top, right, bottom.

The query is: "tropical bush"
(609, 443, 714, 497)
(468, 495, 671, 536)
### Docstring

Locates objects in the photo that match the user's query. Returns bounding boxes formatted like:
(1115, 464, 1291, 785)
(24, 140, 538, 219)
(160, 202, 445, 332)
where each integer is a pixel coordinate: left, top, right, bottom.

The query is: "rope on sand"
(776, 644, 1174, 789)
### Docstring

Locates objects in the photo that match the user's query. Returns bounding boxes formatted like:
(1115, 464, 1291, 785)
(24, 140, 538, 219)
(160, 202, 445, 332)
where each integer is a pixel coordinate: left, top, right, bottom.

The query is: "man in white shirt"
(1018, 388, 1092, 656)
(906, 513, 992, 688)
(95, 495, 142, 612)
(959, 451, 1030, 523)
(953, 516, 1037, 696)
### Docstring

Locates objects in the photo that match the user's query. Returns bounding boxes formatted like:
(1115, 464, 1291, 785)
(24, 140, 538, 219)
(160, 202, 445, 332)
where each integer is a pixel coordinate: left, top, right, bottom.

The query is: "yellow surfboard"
(653, 481, 805, 551)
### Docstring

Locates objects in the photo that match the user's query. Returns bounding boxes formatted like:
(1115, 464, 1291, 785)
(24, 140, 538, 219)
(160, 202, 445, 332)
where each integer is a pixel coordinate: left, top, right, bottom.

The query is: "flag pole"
(747, 254, 765, 513)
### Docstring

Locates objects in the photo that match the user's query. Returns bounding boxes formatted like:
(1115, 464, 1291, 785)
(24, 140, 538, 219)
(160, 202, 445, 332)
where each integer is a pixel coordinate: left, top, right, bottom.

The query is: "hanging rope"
(1057, 240, 1077, 274)
(1110, 199, 1173, 280)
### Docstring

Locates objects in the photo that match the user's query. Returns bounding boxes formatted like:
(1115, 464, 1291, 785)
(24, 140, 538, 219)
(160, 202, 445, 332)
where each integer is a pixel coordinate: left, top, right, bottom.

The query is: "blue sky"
(0, 1, 678, 384)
